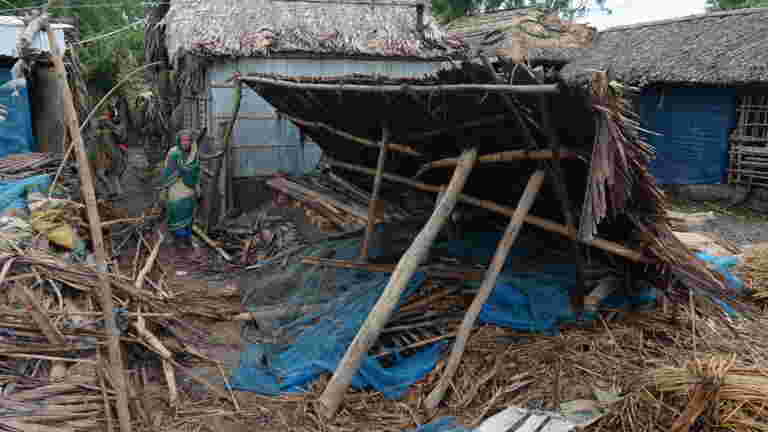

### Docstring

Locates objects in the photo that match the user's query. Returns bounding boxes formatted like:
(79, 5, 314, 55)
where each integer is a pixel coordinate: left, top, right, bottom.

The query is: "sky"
(574, 0, 708, 30)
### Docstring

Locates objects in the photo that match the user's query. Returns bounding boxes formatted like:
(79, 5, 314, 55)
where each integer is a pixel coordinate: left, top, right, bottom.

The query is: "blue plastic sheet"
(232, 231, 743, 400)
(0, 174, 51, 213)
(696, 252, 744, 293)
(0, 66, 35, 158)
(231, 237, 442, 399)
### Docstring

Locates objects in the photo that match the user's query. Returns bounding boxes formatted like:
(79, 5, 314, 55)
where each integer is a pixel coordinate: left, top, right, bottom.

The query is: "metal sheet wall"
(640, 87, 738, 185)
(209, 58, 445, 178)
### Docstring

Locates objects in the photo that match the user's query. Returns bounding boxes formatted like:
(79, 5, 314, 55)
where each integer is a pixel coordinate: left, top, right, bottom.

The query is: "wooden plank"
(317, 148, 478, 419)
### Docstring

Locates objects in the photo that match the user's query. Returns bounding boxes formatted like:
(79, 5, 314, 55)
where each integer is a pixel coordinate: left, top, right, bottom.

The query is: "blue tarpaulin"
(231, 231, 742, 401)
(0, 66, 35, 158)
(0, 174, 51, 214)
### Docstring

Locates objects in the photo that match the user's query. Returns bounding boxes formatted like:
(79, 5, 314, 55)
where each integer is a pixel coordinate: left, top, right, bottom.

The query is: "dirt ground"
(667, 195, 768, 248)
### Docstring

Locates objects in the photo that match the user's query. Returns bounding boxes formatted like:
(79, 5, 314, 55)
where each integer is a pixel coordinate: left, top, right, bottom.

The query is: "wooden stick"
(45, 22, 133, 432)
(135, 231, 163, 292)
(2, 353, 98, 364)
(317, 148, 478, 418)
(192, 224, 232, 261)
(242, 75, 560, 95)
(327, 158, 650, 263)
(131, 315, 178, 405)
(223, 79, 243, 216)
(281, 113, 421, 156)
(424, 169, 546, 410)
(360, 126, 390, 262)
(373, 331, 459, 358)
(18, 284, 68, 380)
(416, 150, 580, 177)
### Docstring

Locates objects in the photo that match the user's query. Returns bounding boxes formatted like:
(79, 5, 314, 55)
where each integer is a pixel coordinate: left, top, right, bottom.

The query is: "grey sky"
(575, 0, 708, 29)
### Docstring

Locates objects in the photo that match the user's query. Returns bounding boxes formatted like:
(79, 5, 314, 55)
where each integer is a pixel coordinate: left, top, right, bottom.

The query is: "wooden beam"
(45, 22, 133, 432)
(317, 148, 479, 418)
(326, 158, 651, 263)
(280, 112, 422, 156)
(424, 169, 546, 410)
(359, 125, 390, 262)
(241, 75, 560, 95)
(416, 150, 580, 176)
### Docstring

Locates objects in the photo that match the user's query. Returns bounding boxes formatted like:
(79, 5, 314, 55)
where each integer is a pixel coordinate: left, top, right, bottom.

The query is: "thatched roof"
(239, 65, 740, 317)
(561, 7, 768, 87)
(162, 0, 463, 61)
(445, 8, 596, 65)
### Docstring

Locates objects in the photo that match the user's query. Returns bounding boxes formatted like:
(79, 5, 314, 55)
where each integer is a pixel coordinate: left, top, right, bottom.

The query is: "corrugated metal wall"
(640, 87, 737, 185)
(208, 58, 445, 178)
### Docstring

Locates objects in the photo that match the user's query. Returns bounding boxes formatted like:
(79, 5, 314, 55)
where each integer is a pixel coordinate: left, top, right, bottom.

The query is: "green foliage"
(0, 0, 145, 92)
(432, 0, 610, 22)
(707, 0, 768, 8)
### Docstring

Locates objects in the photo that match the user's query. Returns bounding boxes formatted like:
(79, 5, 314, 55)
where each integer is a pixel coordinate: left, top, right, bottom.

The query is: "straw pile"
(736, 244, 768, 304)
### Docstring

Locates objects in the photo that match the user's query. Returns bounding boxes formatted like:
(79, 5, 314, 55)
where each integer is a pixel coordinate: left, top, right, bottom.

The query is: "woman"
(161, 129, 201, 254)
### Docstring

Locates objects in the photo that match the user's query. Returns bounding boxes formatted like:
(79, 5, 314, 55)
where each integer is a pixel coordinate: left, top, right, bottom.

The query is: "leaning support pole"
(318, 148, 478, 418)
(359, 125, 390, 262)
(424, 169, 547, 410)
(45, 22, 133, 432)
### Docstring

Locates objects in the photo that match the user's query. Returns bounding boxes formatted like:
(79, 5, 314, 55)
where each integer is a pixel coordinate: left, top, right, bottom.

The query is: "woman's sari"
(161, 139, 200, 237)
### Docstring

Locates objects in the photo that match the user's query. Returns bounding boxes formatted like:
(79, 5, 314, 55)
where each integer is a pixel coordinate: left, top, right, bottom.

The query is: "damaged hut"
(155, 0, 462, 222)
(560, 7, 768, 187)
(232, 50, 742, 416)
(445, 7, 595, 69)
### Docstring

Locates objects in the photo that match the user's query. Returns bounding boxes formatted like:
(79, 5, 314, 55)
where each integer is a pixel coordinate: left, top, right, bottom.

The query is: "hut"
(156, 0, 462, 219)
(234, 56, 743, 415)
(560, 7, 768, 187)
(0, 16, 74, 157)
(445, 7, 596, 69)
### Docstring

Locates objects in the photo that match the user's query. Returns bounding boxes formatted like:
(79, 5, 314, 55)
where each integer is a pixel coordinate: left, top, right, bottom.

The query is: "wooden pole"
(416, 150, 580, 177)
(317, 148, 478, 418)
(359, 125, 390, 262)
(326, 158, 650, 263)
(281, 112, 421, 157)
(241, 75, 560, 95)
(424, 170, 546, 410)
(224, 78, 242, 217)
(45, 24, 133, 432)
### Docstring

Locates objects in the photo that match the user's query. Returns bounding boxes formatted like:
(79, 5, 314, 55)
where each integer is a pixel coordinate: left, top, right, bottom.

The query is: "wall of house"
(639, 87, 738, 185)
(206, 57, 446, 213)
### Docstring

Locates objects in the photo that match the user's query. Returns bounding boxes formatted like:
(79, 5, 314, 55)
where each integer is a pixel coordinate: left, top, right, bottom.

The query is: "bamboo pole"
(416, 150, 580, 176)
(326, 158, 650, 263)
(241, 75, 560, 95)
(45, 22, 133, 432)
(424, 170, 546, 410)
(317, 148, 478, 418)
(281, 112, 422, 157)
(359, 125, 390, 262)
(223, 77, 242, 217)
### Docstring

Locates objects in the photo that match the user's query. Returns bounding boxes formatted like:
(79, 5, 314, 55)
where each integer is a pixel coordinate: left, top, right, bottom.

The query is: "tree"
(706, 0, 768, 8)
(432, 0, 610, 22)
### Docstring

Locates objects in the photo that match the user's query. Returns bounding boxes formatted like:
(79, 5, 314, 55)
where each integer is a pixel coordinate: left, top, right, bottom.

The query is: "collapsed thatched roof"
(445, 8, 595, 65)
(560, 7, 768, 87)
(162, 0, 463, 62)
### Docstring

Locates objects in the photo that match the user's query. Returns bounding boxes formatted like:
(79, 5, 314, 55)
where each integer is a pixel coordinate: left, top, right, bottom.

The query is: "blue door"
(640, 88, 737, 185)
